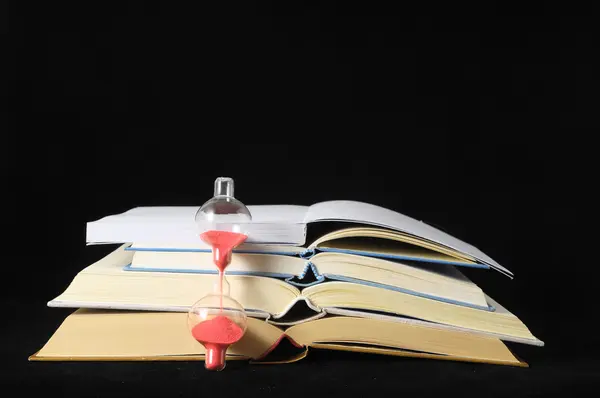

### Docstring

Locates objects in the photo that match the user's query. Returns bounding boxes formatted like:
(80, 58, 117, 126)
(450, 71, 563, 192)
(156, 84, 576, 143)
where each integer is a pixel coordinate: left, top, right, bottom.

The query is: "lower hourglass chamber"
(187, 293, 247, 371)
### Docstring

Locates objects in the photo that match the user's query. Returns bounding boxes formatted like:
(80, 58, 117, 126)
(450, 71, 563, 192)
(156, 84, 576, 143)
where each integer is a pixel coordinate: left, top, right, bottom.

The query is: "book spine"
(299, 248, 316, 258)
(284, 261, 324, 287)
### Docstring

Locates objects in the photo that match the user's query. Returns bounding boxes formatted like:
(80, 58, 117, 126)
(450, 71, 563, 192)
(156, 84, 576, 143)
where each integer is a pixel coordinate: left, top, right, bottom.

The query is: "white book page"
(304, 200, 511, 276)
(98, 205, 308, 223)
(86, 205, 309, 245)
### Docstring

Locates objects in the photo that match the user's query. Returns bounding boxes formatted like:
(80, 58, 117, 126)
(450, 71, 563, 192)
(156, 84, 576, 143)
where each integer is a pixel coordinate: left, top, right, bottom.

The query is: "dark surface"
(3, 1, 598, 396)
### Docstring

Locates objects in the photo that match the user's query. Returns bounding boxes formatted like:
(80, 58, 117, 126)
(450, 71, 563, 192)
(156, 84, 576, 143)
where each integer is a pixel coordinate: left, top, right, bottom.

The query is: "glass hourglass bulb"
(194, 177, 252, 233)
(187, 277, 247, 371)
(194, 177, 252, 272)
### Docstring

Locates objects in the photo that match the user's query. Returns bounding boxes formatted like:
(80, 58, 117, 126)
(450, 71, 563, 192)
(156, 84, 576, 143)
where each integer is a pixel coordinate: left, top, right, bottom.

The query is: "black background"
(3, 1, 598, 397)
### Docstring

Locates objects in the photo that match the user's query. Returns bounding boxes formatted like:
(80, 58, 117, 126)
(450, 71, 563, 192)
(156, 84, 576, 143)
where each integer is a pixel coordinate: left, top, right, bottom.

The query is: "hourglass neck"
(214, 272, 230, 296)
(214, 177, 234, 198)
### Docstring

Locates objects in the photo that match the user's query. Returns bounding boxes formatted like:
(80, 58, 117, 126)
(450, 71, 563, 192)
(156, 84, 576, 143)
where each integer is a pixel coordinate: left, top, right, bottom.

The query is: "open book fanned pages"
(35, 200, 543, 366)
(30, 309, 528, 367)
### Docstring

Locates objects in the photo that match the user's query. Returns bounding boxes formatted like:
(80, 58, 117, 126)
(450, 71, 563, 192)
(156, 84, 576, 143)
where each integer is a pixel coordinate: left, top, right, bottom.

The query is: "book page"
(324, 308, 544, 346)
(310, 252, 489, 309)
(302, 281, 539, 342)
(284, 316, 523, 363)
(130, 251, 306, 276)
(86, 205, 309, 245)
(304, 200, 511, 276)
(33, 309, 284, 360)
(307, 343, 526, 367)
(104, 205, 308, 222)
(310, 227, 477, 264)
(48, 245, 302, 317)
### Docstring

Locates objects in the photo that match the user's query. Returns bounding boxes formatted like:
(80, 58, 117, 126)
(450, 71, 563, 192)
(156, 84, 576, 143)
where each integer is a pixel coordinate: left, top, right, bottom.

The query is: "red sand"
(191, 315, 245, 370)
(199, 230, 248, 310)
(199, 230, 248, 273)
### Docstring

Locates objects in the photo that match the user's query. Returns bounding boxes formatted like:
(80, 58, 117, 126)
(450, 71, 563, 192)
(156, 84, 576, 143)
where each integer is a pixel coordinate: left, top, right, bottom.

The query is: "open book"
(126, 247, 490, 309)
(86, 200, 512, 277)
(30, 309, 528, 367)
(47, 244, 543, 347)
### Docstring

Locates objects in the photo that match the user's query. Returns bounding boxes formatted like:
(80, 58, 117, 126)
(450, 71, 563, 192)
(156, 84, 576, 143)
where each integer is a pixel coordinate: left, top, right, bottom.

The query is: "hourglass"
(187, 177, 251, 371)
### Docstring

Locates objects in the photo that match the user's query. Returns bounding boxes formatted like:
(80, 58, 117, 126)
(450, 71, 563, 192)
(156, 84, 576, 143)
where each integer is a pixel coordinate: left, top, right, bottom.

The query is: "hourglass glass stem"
(218, 270, 224, 312)
(198, 229, 249, 313)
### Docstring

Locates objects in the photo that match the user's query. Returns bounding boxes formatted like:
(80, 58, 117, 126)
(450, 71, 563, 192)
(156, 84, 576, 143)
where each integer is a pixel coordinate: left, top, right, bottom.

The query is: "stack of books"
(30, 200, 543, 366)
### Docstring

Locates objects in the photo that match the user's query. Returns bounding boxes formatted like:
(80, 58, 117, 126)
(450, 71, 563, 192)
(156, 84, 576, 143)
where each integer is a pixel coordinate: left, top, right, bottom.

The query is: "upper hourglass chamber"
(194, 177, 252, 232)
(194, 177, 252, 272)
